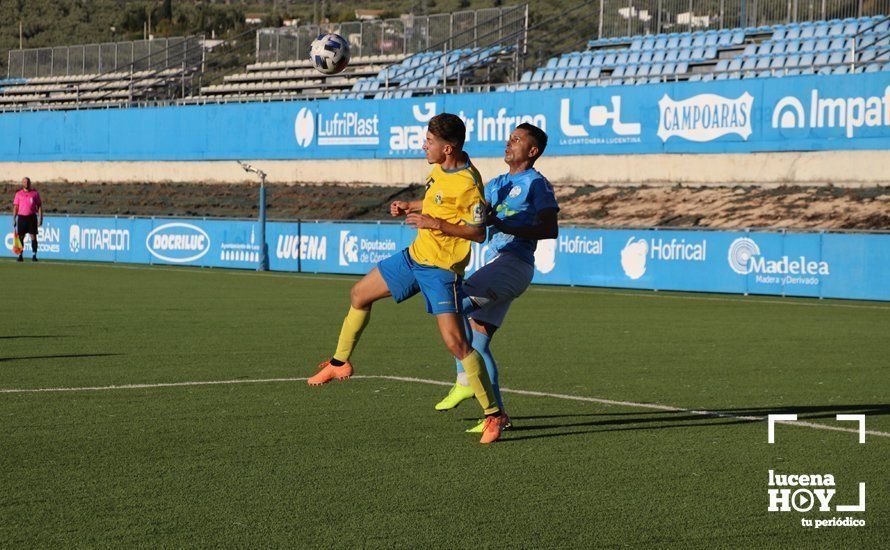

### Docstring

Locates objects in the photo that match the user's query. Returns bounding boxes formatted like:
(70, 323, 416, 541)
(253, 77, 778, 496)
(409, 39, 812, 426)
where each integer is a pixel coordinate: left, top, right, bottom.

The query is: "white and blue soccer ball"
(309, 33, 350, 75)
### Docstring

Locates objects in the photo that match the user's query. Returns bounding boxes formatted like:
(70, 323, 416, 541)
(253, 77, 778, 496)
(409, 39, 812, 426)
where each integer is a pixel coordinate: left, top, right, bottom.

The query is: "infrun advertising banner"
(0, 73, 888, 161)
(5, 216, 889, 301)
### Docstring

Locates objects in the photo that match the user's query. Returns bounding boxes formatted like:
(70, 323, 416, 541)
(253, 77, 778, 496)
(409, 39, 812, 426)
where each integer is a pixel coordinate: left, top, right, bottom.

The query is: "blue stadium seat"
(650, 63, 664, 76)
(799, 38, 816, 52)
(612, 65, 626, 78)
(568, 55, 582, 68)
(679, 35, 693, 49)
(616, 52, 629, 65)
(640, 51, 654, 63)
(859, 48, 877, 63)
(742, 55, 757, 70)
(691, 46, 705, 60)
(688, 73, 703, 81)
(756, 56, 772, 69)
(875, 19, 890, 34)
(785, 27, 801, 40)
(662, 62, 676, 75)
(814, 52, 830, 66)
(857, 34, 876, 49)
(576, 67, 589, 81)
(842, 20, 859, 35)
(717, 31, 734, 47)
(770, 56, 786, 69)
(815, 38, 831, 51)
(554, 69, 567, 83)
(773, 26, 787, 40)
(654, 37, 668, 49)
(591, 53, 605, 66)
(587, 66, 601, 80)
(692, 33, 706, 48)
(785, 40, 801, 53)
(624, 64, 638, 77)
(642, 37, 656, 50)
(704, 46, 718, 59)
(864, 63, 880, 73)
(678, 48, 692, 61)
(772, 41, 786, 54)
(628, 52, 641, 64)
(785, 54, 801, 68)
(743, 44, 757, 56)
(565, 68, 578, 83)
(715, 71, 730, 80)
(757, 69, 773, 78)
(828, 22, 844, 36)
(731, 30, 745, 45)
(638, 64, 651, 77)
(675, 61, 689, 74)
(603, 52, 617, 65)
(813, 22, 830, 38)
(832, 65, 849, 74)
(702, 73, 715, 81)
(653, 49, 666, 62)
(828, 51, 845, 65)
(630, 37, 644, 50)
(545, 57, 558, 69)
(828, 38, 846, 50)
(715, 59, 729, 72)
(704, 32, 719, 47)
(799, 53, 816, 67)
(800, 25, 816, 39)
(557, 56, 571, 69)
(666, 36, 680, 49)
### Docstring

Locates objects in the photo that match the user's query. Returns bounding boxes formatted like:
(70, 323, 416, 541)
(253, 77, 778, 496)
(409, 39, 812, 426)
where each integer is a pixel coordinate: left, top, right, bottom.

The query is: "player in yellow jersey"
(307, 113, 508, 444)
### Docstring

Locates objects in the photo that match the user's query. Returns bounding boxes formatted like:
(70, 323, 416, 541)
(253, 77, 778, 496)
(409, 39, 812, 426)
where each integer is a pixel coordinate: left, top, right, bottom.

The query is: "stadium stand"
(0, 36, 204, 111)
(503, 15, 889, 90)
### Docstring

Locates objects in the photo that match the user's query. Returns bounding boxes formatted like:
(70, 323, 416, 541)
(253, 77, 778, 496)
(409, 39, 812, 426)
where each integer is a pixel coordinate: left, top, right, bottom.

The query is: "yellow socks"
(461, 350, 500, 415)
(333, 306, 371, 362)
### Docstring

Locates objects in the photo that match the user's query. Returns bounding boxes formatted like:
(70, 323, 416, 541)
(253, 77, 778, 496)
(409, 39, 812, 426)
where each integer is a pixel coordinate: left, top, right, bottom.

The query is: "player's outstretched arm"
(405, 213, 486, 243)
(490, 207, 558, 240)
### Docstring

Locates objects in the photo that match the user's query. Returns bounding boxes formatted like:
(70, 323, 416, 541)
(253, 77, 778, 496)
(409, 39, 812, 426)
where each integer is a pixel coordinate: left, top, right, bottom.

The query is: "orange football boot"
(307, 360, 353, 386)
(479, 414, 509, 444)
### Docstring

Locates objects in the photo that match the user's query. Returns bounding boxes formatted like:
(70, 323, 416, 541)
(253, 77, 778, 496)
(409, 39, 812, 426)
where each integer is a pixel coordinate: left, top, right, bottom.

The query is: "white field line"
(11, 260, 890, 311)
(2, 374, 888, 439)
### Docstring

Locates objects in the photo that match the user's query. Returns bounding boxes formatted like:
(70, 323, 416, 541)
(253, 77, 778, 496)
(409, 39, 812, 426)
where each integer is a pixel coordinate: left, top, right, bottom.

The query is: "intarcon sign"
(2, 73, 887, 162)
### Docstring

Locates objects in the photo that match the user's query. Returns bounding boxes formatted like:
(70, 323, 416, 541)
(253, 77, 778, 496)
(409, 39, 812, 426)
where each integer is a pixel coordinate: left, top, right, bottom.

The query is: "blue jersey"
(484, 168, 559, 265)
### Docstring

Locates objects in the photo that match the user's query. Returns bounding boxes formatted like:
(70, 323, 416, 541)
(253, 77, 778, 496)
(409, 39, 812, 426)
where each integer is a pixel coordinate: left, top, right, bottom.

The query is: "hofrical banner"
(5, 216, 888, 301)
(1, 73, 888, 161)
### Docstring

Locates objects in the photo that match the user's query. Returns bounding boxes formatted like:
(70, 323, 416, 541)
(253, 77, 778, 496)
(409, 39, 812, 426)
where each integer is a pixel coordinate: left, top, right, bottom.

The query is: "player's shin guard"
(332, 306, 370, 362)
(471, 329, 504, 411)
(461, 350, 500, 415)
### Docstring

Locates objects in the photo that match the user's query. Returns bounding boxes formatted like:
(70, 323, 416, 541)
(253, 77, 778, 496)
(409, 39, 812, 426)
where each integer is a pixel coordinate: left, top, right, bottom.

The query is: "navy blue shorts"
(378, 248, 465, 315)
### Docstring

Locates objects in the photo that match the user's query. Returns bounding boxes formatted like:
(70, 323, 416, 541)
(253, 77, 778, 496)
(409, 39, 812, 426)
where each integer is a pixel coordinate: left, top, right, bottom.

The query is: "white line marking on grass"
(3, 374, 888, 439)
(6, 260, 888, 310)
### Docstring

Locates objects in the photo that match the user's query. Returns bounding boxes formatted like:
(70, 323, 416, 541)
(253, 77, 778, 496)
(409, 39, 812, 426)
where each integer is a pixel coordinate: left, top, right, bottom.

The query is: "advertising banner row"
(7, 216, 889, 301)
(0, 73, 888, 161)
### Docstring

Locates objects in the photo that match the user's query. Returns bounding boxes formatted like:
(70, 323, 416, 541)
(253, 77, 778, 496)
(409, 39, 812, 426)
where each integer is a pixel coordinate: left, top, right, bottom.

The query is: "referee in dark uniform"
(12, 177, 43, 262)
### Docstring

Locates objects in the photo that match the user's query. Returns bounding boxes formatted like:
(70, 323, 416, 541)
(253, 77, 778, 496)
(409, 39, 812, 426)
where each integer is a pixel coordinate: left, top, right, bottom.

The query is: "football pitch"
(2, 260, 887, 547)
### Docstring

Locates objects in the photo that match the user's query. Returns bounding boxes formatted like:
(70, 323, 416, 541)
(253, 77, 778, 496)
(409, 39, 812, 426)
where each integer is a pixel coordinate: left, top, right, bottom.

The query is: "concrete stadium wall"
(1, 149, 887, 187)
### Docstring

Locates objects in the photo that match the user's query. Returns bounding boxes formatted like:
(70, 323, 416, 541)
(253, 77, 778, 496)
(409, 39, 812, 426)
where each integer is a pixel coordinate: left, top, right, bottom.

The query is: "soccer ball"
(309, 33, 350, 75)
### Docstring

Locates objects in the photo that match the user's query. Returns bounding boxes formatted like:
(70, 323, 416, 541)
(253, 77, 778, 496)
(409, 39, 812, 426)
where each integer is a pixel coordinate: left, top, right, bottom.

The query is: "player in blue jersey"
(434, 123, 560, 432)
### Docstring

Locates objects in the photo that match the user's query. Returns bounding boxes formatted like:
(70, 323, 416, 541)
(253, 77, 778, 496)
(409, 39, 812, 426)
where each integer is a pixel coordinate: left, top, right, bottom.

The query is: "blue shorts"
(378, 248, 465, 315)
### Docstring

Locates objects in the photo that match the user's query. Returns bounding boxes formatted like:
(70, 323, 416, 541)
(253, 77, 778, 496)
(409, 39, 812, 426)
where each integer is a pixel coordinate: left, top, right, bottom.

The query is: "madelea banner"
(0, 73, 888, 161)
(6, 216, 888, 301)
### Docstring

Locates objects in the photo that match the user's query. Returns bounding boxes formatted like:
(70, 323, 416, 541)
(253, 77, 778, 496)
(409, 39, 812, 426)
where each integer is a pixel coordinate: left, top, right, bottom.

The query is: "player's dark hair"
(516, 123, 547, 157)
(428, 113, 466, 150)
(22, 177, 31, 185)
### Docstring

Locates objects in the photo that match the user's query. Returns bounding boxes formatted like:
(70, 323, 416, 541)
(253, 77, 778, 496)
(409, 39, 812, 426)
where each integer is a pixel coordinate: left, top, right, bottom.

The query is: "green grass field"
(2, 260, 888, 547)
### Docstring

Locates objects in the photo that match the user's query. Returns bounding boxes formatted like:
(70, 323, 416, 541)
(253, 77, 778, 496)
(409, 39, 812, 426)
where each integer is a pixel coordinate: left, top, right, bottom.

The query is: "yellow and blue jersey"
(408, 158, 485, 275)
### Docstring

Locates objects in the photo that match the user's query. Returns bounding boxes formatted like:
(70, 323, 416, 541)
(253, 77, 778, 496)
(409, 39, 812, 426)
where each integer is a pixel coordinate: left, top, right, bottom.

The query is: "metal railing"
(256, 5, 527, 62)
(595, 0, 890, 39)
(7, 36, 204, 79)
